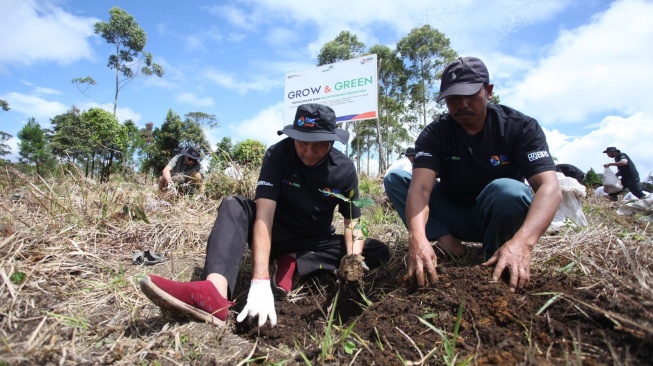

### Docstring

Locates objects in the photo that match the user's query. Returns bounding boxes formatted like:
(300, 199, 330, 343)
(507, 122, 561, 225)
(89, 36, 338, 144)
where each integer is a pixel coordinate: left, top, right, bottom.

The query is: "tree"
(317, 31, 366, 66)
(120, 119, 143, 172)
(181, 112, 211, 153)
(583, 168, 602, 187)
(232, 139, 266, 167)
(397, 25, 457, 129)
(368, 44, 410, 173)
(184, 112, 219, 132)
(138, 122, 156, 176)
(215, 137, 233, 159)
(0, 132, 12, 162)
(213, 137, 235, 170)
(81, 108, 128, 182)
(73, 7, 163, 115)
(0, 100, 11, 162)
(17, 117, 54, 176)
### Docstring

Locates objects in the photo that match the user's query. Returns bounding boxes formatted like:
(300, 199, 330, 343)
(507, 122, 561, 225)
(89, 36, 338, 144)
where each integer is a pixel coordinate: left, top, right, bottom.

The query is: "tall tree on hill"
(50, 106, 90, 166)
(368, 44, 410, 173)
(0, 100, 11, 161)
(82, 108, 128, 182)
(139, 122, 156, 176)
(317, 31, 366, 65)
(397, 25, 457, 131)
(182, 111, 214, 153)
(72, 7, 164, 115)
(17, 117, 54, 176)
(119, 119, 143, 173)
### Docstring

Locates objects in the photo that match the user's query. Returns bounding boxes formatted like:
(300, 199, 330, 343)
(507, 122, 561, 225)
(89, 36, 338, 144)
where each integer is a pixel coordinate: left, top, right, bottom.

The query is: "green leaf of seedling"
(344, 341, 356, 354)
(352, 197, 374, 208)
(319, 189, 350, 202)
(349, 189, 355, 199)
(10, 271, 26, 284)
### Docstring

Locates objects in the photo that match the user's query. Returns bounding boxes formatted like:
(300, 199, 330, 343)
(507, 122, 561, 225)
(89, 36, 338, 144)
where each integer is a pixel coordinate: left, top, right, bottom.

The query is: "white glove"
(236, 279, 277, 327)
(361, 261, 369, 271)
(166, 181, 176, 192)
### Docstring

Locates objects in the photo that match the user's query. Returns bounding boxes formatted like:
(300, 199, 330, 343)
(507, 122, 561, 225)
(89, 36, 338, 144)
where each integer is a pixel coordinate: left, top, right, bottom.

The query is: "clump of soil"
(337, 254, 365, 284)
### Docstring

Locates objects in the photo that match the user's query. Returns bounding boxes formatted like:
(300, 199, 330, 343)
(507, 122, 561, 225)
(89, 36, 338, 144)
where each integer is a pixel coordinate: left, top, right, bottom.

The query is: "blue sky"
(1, 0, 652, 181)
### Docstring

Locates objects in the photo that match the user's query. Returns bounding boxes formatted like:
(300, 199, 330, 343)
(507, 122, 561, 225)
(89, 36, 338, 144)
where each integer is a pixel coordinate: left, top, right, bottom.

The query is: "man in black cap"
(140, 103, 389, 327)
(384, 147, 416, 181)
(385, 56, 561, 293)
(158, 146, 203, 195)
(603, 147, 646, 199)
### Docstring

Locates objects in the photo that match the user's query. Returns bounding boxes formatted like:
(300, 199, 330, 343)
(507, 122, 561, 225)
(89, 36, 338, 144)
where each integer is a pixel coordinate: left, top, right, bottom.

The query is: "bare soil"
(233, 245, 653, 365)
(1, 174, 652, 365)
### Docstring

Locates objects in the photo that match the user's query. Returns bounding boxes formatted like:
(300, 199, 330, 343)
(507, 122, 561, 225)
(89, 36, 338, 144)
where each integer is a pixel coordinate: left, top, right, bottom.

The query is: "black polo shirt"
(614, 152, 640, 181)
(413, 103, 555, 205)
(255, 138, 360, 240)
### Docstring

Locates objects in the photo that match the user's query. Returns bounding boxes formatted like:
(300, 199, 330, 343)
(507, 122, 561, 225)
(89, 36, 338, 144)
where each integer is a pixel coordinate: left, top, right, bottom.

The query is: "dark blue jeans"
(384, 169, 533, 259)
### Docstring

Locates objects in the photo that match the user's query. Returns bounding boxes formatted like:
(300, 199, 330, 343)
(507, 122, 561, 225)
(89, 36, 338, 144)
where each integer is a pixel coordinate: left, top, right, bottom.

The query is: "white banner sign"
(284, 54, 378, 125)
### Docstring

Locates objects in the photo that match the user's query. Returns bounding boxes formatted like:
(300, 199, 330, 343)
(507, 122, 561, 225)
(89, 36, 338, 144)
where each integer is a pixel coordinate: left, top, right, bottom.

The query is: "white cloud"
(546, 112, 653, 180)
(502, 0, 653, 125)
(1, 92, 67, 122)
(0, 0, 97, 70)
(175, 92, 214, 107)
(215, 102, 285, 147)
(202, 68, 282, 94)
(33, 86, 61, 96)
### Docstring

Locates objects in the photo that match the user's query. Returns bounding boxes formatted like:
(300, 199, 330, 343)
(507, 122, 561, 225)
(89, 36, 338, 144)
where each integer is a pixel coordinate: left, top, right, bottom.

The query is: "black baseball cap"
(403, 147, 415, 156)
(437, 57, 490, 103)
(278, 103, 349, 144)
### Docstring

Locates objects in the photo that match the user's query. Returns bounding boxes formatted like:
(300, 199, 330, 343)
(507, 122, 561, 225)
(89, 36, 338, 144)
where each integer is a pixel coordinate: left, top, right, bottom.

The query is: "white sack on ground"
(617, 196, 653, 216)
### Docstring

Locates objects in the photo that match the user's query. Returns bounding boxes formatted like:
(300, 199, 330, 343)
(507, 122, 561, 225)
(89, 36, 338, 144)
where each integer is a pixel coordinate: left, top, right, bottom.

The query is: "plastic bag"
(603, 167, 622, 194)
(549, 173, 588, 229)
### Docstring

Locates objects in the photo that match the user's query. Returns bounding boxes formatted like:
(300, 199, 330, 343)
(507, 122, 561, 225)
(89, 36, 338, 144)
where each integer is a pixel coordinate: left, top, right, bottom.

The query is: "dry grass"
(1, 167, 652, 365)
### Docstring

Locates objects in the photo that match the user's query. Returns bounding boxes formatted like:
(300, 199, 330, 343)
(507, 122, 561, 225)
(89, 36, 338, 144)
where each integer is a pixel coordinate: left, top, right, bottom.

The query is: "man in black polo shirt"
(140, 103, 389, 327)
(384, 56, 561, 293)
(603, 146, 646, 199)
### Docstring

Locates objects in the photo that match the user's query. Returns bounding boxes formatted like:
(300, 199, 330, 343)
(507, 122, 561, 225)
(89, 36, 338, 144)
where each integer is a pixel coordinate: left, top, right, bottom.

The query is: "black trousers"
(200, 195, 390, 296)
(622, 178, 646, 199)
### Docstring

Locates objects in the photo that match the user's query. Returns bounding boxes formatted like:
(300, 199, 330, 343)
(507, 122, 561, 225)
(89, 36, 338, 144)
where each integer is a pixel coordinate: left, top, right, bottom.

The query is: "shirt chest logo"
(490, 155, 511, 167)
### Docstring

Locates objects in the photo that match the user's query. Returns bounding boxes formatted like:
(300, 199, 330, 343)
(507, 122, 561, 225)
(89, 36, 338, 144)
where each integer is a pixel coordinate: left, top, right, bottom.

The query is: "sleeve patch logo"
(527, 151, 550, 162)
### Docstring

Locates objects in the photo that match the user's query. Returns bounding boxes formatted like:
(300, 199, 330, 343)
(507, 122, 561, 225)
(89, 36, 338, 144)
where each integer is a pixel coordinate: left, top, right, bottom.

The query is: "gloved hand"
(236, 279, 277, 327)
(166, 181, 176, 191)
(361, 260, 369, 271)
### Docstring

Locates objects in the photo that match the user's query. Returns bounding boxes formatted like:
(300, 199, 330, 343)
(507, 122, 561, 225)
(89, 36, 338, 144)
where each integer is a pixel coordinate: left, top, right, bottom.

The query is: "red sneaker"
(140, 275, 233, 326)
(271, 254, 296, 296)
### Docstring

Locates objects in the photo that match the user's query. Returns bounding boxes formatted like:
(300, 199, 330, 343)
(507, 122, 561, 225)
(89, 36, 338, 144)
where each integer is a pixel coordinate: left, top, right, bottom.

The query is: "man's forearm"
(251, 220, 272, 279)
